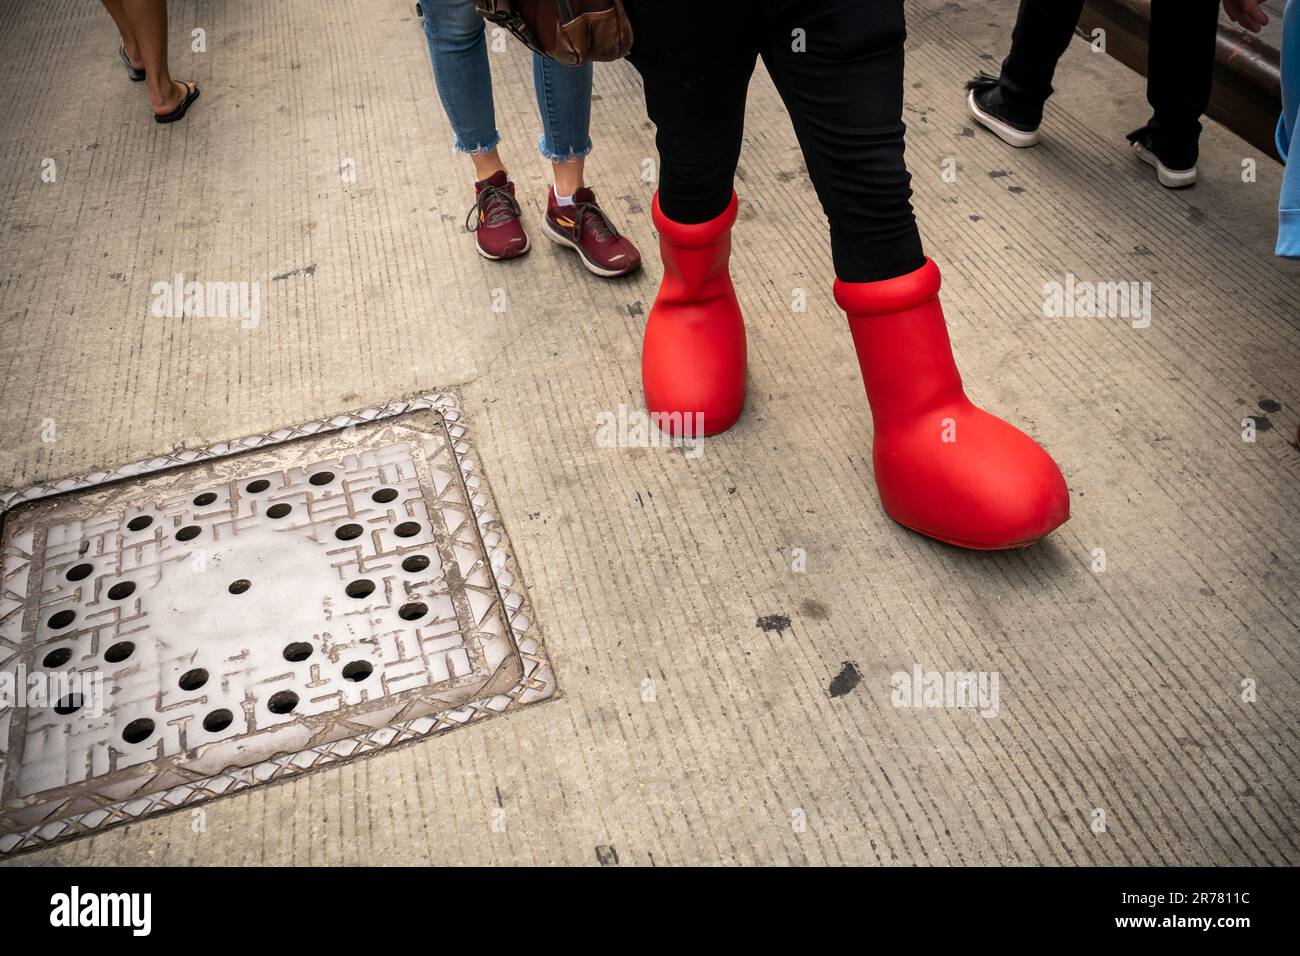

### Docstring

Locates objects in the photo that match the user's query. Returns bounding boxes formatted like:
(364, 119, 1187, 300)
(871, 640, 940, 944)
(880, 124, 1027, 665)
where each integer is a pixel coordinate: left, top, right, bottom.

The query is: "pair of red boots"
(642, 192, 1069, 550)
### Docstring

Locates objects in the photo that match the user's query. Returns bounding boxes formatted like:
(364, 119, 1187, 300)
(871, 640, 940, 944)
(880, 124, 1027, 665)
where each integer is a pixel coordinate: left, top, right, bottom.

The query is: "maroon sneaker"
(467, 170, 529, 261)
(543, 186, 641, 277)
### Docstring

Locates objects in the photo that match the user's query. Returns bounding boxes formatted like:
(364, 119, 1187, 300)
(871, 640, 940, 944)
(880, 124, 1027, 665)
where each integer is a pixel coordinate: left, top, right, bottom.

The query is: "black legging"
(625, 0, 926, 284)
(996, 0, 1220, 168)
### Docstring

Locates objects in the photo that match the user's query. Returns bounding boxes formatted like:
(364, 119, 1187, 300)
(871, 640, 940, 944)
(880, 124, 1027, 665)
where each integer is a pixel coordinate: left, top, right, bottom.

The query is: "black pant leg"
(624, 0, 758, 224)
(758, 0, 924, 283)
(1142, 0, 1220, 167)
(998, 0, 1087, 124)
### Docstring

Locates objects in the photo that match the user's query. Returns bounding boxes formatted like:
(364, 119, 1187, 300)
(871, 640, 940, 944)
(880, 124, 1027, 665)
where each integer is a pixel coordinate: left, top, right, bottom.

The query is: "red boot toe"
(875, 403, 1069, 548)
(837, 259, 1070, 550)
(643, 311, 745, 436)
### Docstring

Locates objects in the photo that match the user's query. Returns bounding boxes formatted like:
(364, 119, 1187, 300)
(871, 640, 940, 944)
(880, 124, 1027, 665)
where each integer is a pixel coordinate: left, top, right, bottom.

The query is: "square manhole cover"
(0, 392, 554, 855)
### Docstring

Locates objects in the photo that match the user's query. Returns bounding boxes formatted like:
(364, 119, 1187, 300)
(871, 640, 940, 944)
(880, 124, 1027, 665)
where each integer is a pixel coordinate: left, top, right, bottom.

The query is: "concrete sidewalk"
(1, 0, 1297, 865)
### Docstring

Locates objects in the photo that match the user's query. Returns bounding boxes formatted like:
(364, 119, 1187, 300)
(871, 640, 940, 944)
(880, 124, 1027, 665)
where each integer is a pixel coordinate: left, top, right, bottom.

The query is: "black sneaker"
(1126, 126, 1197, 189)
(966, 72, 1041, 148)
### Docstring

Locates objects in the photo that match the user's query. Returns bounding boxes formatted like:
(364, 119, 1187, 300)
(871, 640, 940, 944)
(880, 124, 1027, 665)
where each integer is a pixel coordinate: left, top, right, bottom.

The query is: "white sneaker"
(1131, 141, 1197, 188)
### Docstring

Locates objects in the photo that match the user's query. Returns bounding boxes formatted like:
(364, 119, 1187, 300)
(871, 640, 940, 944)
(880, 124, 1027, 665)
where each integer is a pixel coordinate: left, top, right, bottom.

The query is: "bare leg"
(101, 0, 143, 69)
(469, 149, 507, 183)
(120, 0, 193, 114)
(551, 156, 585, 196)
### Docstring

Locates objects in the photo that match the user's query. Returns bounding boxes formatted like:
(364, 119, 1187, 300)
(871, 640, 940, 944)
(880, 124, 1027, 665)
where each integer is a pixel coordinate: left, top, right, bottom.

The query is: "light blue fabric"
(420, 0, 593, 160)
(1278, 0, 1300, 257)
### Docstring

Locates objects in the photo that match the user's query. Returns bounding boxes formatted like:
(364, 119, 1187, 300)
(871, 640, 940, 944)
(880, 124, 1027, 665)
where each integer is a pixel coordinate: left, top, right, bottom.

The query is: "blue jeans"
(420, 0, 593, 161)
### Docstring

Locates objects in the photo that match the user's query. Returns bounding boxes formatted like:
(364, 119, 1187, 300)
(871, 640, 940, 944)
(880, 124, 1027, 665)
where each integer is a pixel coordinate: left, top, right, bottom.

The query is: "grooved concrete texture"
(1, 0, 1297, 865)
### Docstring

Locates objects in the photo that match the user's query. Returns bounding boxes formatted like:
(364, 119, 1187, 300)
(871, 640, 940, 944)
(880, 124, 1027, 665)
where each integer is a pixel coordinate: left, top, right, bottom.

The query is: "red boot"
(835, 259, 1069, 549)
(643, 191, 746, 437)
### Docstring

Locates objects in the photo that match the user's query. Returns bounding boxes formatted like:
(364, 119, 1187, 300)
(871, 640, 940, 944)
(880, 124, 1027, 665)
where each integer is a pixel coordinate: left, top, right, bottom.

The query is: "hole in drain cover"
(104, 641, 135, 663)
(402, 554, 430, 573)
(283, 642, 312, 662)
(55, 694, 84, 715)
(228, 579, 251, 595)
(122, 718, 155, 743)
(345, 579, 375, 599)
(43, 647, 73, 668)
(203, 709, 233, 732)
(107, 581, 136, 600)
(66, 562, 93, 581)
(267, 690, 299, 714)
(48, 609, 76, 630)
(398, 602, 428, 621)
(179, 668, 209, 691)
(342, 660, 373, 682)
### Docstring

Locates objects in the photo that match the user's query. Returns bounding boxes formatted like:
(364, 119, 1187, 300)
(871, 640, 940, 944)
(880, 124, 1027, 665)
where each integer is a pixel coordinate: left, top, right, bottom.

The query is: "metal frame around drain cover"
(0, 391, 555, 856)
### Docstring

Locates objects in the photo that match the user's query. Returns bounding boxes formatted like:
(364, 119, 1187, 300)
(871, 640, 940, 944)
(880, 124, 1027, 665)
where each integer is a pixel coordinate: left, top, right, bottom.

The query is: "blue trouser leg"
(532, 52, 593, 161)
(421, 0, 500, 154)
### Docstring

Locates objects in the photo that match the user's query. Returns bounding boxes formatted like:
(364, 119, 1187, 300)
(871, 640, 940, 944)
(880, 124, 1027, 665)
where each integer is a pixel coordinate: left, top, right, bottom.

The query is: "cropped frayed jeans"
(420, 0, 593, 161)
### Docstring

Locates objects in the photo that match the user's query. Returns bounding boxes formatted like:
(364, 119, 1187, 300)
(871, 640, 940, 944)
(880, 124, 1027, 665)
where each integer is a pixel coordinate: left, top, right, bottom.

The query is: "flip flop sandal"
(119, 45, 145, 81)
(154, 81, 200, 124)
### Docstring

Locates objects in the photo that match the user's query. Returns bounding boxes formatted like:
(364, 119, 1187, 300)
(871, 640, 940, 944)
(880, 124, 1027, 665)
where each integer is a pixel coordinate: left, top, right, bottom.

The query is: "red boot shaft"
(642, 191, 746, 437)
(835, 259, 1069, 549)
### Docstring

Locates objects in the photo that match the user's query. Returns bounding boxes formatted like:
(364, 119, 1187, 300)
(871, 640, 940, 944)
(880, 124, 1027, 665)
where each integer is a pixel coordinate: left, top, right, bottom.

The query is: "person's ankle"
(1129, 125, 1199, 171)
(473, 167, 508, 188)
(1153, 133, 1199, 170)
(148, 79, 184, 113)
(989, 75, 1045, 127)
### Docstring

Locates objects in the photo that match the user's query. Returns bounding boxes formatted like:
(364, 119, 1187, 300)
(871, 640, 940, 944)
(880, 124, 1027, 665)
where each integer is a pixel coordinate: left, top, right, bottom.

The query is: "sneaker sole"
(1131, 142, 1196, 189)
(542, 218, 639, 278)
(475, 233, 531, 261)
(967, 89, 1040, 148)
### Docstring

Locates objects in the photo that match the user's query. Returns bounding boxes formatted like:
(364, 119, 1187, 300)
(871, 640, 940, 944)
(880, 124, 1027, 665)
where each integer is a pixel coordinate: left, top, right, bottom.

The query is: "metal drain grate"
(0, 392, 554, 855)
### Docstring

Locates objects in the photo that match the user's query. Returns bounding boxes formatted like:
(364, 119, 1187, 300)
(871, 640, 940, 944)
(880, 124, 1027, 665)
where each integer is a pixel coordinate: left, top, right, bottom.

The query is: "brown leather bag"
(473, 0, 633, 66)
